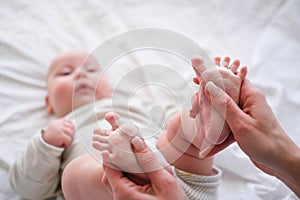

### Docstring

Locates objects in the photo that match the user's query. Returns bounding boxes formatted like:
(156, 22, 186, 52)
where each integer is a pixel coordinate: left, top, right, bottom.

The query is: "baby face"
(46, 50, 111, 117)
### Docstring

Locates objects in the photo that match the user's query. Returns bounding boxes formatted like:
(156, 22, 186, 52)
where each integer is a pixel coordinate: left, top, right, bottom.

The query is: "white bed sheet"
(1, 0, 300, 199)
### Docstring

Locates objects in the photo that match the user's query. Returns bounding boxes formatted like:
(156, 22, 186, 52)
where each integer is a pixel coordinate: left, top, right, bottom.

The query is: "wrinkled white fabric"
(1, 0, 299, 199)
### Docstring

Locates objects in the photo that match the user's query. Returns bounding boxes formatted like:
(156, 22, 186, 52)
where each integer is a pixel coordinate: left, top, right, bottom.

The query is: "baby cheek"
(95, 79, 111, 99)
(52, 82, 74, 103)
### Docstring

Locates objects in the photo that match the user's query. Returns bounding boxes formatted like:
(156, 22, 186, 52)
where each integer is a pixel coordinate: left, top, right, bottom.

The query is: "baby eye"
(58, 67, 73, 76)
(61, 71, 71, 76)
(87, 68, 96, 72)
(85, 65, 98, 73)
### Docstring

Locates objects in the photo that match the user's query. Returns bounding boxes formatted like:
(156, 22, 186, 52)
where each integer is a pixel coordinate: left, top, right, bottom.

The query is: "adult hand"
(102, 137, 188, 200)
(203, 79, 300, 197)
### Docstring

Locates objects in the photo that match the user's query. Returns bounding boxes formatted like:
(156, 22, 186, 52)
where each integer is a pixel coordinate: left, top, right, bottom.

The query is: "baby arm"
(9, 118, 75, 199)
(42, 118, 75, 148)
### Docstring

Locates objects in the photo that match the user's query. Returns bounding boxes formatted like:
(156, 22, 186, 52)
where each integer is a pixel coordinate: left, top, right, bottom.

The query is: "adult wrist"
(273, 142, 300, 197)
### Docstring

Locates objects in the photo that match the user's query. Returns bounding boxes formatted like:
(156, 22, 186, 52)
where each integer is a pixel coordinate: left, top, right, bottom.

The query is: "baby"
(9, 49, 112, 199)
(62, 55, 247, 200)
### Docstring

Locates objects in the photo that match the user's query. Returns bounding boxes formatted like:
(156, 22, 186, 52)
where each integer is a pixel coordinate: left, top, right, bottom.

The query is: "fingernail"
(132, 136, 146, 151)
(198, 150, 207, 158)
(198, 145, 213, 158)
(165, 165, 174, 176)
(205, 82, 219, 97)
(198, 148, 208, 158)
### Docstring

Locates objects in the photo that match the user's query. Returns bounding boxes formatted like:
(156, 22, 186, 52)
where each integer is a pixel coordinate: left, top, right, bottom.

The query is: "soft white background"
(0, 0, 299, 199)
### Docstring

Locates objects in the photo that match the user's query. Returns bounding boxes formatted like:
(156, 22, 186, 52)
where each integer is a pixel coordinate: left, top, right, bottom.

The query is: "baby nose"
(74, 68, 87, 79)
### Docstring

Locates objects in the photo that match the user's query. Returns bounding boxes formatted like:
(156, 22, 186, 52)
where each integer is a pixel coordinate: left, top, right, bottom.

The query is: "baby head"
(45, 49, 111, 117)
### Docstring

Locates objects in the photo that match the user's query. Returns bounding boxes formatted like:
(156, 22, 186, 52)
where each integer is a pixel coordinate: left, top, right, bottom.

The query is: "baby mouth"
(75, 83, 93, 93)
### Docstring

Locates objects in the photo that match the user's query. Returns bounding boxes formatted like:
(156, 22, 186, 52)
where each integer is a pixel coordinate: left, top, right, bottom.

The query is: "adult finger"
(189, 92, 199, 118)
(199, 134, 235, 158)
(103, 165, 149, 199)
(101, 168, 112, 193)
(204, 81, 248, 128)
(102, 164, 127, 190)
(131, 137, 174, 186)
(191, 56, 206, 80)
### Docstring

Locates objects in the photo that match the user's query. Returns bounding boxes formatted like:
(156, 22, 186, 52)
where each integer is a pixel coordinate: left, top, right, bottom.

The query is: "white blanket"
(1, 0, 300, 199)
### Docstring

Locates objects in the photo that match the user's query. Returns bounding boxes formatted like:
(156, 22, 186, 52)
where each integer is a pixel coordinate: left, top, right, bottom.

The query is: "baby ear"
(45, 96, 54, 114)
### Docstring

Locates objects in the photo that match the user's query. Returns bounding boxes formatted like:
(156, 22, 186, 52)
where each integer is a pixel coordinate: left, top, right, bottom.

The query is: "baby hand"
(42, 118, 75, 148)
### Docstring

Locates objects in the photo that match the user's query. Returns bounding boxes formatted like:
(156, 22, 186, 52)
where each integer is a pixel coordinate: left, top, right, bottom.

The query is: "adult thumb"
(131, 137, 174, 181)
(205, 81, 245, 128)
(131, 137, 165, 172)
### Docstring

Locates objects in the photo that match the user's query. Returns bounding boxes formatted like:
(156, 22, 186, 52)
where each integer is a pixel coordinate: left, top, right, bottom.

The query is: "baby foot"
(190, 56, 247, 152)
(92, 112, 149, 184)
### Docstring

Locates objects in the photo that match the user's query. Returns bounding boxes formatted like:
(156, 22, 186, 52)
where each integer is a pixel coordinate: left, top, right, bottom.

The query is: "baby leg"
(92, 112, 149, 184)
(62, 153, 113, 200)
(190, 56, 247, 152)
